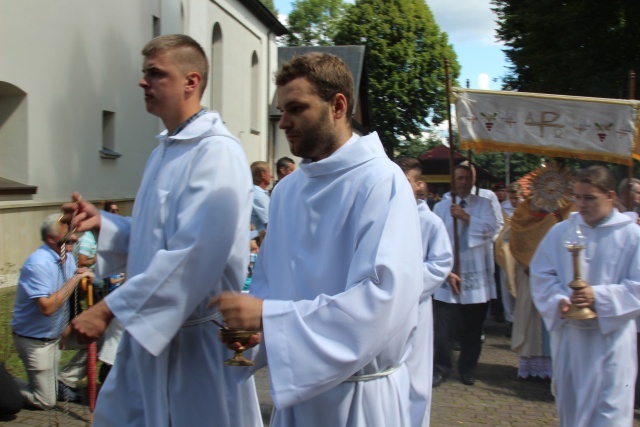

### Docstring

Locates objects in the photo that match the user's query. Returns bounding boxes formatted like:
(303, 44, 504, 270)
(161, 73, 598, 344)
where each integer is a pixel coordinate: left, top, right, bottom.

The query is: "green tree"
(335, 0, 460, 157)
(260, 0, 278, 16)
(395, 131, 444, 159)
(492, 0, 640, 99)
(284, 0, 350, 46)
(472, 151, 542, 183)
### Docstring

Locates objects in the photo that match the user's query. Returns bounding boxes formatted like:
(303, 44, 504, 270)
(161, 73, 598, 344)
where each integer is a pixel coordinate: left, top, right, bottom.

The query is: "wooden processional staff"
(80, 277, 97, 420)
(60, 208, 97, 425)
(627, 70, 636, 211)
(444, 59, 460, 277)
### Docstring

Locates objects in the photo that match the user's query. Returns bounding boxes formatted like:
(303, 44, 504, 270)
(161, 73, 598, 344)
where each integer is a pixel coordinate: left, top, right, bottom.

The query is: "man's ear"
(185, 71, 202, 94)
(331, 93, 348, 120)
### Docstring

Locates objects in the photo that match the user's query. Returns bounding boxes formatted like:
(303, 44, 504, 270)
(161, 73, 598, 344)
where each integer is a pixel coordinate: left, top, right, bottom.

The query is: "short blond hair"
(142, 34, 209, 96)
(251, 161, 269, 185)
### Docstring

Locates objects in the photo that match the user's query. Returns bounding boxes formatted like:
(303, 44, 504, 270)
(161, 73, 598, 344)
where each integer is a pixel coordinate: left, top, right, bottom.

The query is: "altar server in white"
(531, 165, 640, 427)
(444, 161, 504, 238)
(395, 157, 453, 426)
(60, 35, 262, 427)
(212, 52, 424, 427)
(432, 164, 498, 386)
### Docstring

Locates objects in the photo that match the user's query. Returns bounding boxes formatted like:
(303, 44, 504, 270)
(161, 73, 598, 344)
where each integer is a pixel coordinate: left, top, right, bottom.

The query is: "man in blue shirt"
(250, 161, 271, 233)
(11, 213, 93, 409)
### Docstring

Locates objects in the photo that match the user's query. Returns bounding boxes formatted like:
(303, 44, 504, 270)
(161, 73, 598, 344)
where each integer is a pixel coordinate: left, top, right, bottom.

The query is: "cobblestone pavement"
(3, 319, 640, 426)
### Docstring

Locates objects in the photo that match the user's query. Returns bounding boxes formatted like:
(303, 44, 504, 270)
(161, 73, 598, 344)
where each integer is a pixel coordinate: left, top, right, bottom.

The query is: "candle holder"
(563, 223, 597, 320)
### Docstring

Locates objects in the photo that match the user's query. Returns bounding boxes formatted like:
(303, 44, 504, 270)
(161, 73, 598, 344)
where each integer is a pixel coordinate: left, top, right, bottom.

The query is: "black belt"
(12, 331, 57, 343)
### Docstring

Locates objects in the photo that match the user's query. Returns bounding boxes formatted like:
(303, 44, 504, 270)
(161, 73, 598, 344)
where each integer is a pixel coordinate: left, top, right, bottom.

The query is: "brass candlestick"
(563, 229, 597, 320)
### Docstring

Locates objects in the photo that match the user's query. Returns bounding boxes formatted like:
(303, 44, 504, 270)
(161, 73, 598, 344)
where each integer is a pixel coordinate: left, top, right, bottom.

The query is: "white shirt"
(251, 185, 270, 232)
(433, 194, 498, 304)
(445, 186, 504, 239)
(501, 199, 517, 218)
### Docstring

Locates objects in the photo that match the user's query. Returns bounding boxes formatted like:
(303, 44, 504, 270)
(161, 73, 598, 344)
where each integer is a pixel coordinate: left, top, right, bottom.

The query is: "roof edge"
(237, 0, 288, 36)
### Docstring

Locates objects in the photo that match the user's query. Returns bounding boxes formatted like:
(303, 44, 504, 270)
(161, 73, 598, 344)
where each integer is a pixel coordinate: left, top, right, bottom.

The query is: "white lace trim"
(518, 356, 552, 379)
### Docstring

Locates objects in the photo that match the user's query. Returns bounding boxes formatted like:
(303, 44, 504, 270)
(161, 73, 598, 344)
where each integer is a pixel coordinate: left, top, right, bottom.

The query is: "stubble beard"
(290, 107, 337, 161)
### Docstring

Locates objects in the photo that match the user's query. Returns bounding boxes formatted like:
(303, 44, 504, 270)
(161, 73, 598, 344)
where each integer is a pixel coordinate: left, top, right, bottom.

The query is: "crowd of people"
(5, 33, 640, 427)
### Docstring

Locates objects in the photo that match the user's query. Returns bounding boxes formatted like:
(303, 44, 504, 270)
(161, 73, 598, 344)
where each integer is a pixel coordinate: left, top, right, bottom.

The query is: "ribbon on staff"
(454, 89, 640, 165)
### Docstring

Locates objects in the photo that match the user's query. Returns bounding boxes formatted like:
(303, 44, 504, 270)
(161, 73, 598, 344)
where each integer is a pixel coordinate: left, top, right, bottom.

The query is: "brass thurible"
(563, 243, 597, 320)
(219, 328, 258, 366)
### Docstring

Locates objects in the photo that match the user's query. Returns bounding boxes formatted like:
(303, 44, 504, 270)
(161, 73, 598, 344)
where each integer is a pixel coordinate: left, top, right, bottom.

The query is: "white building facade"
(0, 0, 285, 286)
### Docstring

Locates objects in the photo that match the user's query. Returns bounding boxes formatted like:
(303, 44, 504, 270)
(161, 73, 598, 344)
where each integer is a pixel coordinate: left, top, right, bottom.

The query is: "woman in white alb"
(530, 166, 640, 426)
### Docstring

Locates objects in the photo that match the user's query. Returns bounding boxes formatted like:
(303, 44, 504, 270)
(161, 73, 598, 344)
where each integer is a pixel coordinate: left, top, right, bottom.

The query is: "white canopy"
(455, 88, 640, 165)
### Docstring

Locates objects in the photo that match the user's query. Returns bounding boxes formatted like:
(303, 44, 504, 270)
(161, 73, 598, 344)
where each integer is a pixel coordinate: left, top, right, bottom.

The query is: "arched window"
(211, 23, 223, 113)
(153, 15, 160, 38)
(250, 51, 260, 132)
(0, 81, 34, 194)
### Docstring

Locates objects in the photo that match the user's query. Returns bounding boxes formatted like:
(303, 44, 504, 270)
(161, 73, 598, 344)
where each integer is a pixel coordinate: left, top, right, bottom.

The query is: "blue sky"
(273, 0, 509, 91)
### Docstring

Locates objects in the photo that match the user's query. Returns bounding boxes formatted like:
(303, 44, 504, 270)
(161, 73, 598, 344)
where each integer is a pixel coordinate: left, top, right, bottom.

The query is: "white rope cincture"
(342, 365, 401, 382)
(182, 312, 223, 327)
